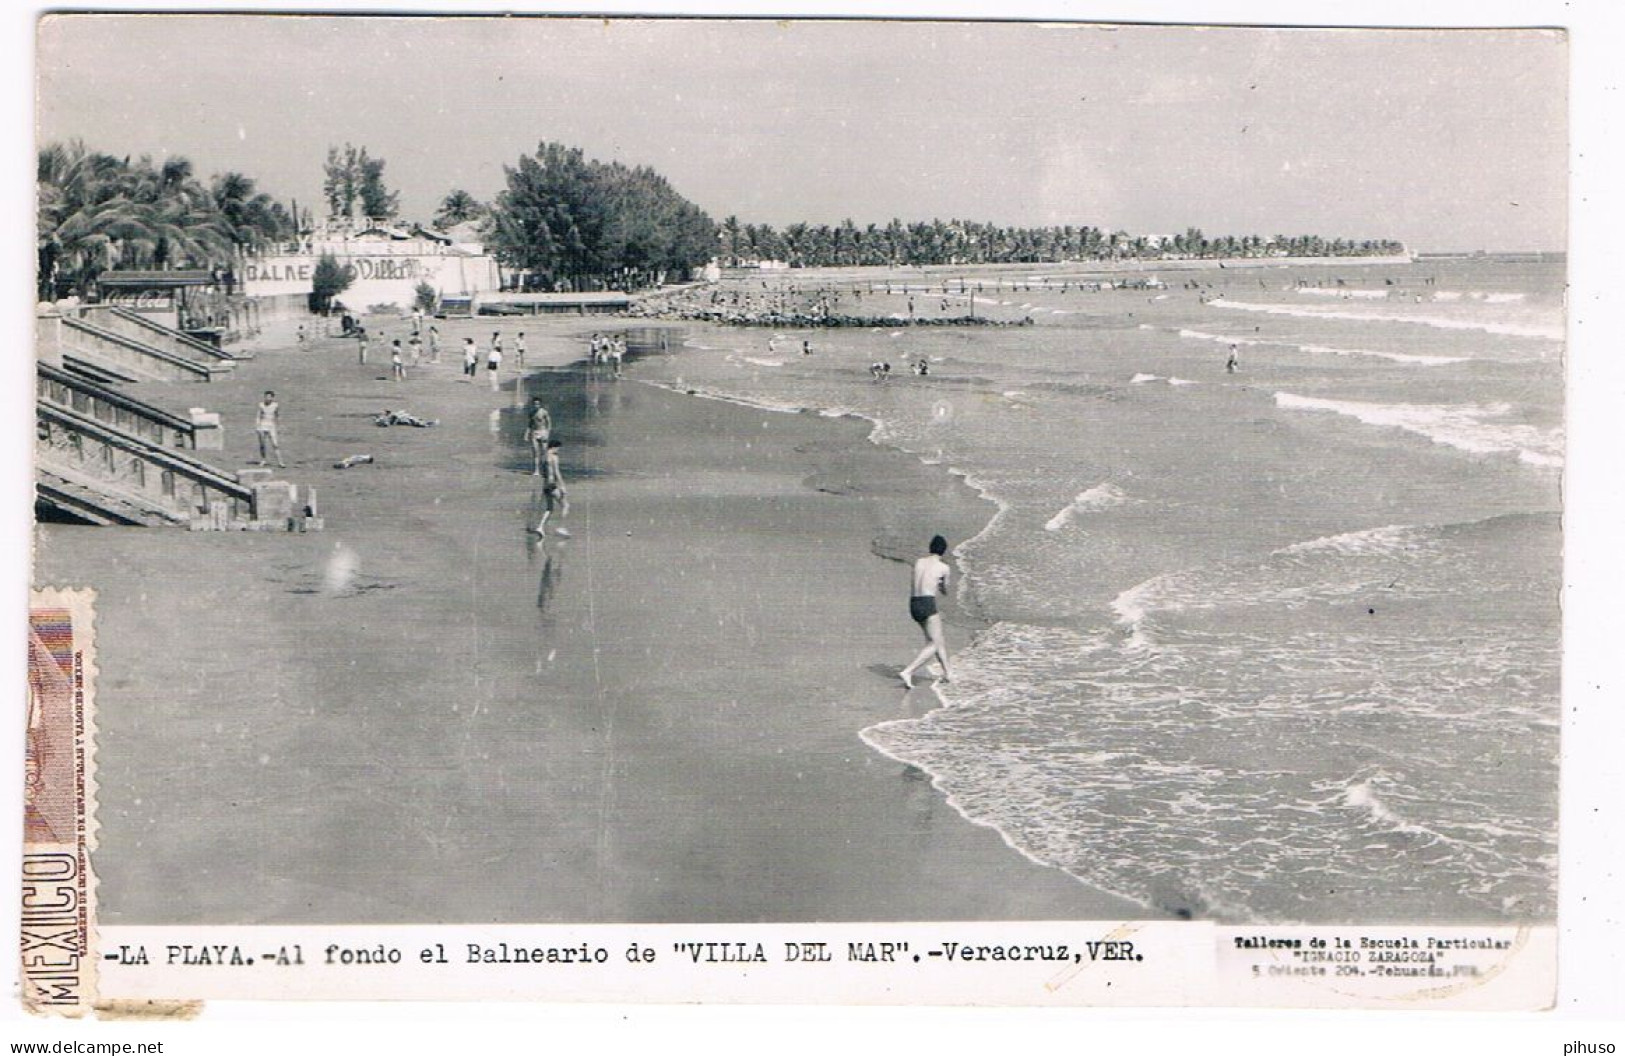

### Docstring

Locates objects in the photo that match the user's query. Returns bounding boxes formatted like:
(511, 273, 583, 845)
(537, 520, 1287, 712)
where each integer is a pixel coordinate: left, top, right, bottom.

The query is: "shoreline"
(633, 348, 1168, 915)
(37, 311, 1150, 924)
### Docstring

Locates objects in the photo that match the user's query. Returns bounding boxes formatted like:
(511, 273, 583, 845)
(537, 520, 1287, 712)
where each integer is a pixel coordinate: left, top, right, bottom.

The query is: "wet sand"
(36, 313, 1145, 924)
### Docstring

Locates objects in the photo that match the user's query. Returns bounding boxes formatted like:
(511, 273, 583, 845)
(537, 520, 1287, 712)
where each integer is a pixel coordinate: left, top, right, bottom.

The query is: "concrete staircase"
(34, 307, 317, 531)
(35, 399, 257, 526)
(40, 311, 234, 384)
(79, 305, 241, 364)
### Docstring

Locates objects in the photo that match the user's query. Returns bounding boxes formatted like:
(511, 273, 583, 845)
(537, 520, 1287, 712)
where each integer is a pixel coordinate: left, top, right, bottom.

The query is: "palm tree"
(212, 171, 290, 251)
(38, 140, 241, 300)
(720, 215, 741, 265)
(37, 140, 126, 299)
(433, 189, 485, 231)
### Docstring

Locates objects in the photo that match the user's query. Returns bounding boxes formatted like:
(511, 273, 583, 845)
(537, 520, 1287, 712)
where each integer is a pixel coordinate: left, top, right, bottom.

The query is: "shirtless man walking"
(900, 534, 953, 689)
(524, 396, 553, 475)
(254, 390, 286, 469)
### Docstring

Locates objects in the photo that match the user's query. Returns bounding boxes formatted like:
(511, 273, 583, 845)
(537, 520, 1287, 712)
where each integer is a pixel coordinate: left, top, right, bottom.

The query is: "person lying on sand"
(374, 409, 438, 428)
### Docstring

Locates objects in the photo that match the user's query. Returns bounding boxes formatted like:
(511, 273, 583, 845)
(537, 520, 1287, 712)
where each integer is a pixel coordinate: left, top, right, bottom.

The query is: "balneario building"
(241, 216, 501, 312)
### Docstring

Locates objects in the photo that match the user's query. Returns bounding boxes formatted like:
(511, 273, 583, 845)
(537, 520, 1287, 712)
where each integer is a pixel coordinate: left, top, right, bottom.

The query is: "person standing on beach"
(525, 396, 553, 475)
(486, 338, 503, 389)
(357, 329, 369, 365)
(1226, 344, 1240, 373)
(515, 332, 527, 371)
(391, 341, 406, 381)
(462, 338, 478, 379)
(427, 325, 440, 363)
(900, 535, 953, 689)
(408, 331, 423, 366)
(532, 439, 569, 537)
(255, 390, 286, 469)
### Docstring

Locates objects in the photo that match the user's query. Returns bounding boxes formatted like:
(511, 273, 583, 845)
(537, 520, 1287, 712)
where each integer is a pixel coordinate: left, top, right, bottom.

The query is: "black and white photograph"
(14, 1, 1620, 1034)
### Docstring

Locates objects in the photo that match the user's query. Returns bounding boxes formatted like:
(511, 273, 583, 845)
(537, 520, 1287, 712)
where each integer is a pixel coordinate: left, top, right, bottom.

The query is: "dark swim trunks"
(910, 595, 938, 625)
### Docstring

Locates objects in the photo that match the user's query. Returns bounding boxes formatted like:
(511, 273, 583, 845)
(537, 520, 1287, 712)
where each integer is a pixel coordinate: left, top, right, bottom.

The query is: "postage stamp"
(22, 589, 97, 1015)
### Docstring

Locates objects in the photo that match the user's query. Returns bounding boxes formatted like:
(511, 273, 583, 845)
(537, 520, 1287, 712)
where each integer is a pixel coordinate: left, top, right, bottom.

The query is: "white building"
(241, 217, 501, 311)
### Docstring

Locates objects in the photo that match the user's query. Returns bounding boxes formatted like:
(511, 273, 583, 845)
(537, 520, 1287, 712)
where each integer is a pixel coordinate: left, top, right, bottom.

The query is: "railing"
(60, 317, 230, 383)
(59, 355, 140, 386)
(37, 362, 196, 450)
(36, 402, 254, 524)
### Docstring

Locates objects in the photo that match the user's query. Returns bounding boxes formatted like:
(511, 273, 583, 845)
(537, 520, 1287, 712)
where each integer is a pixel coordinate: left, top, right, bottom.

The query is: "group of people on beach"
(324, 307, 953, 686)
(453, 330, 528, 388)
(588, 332, 626, 377)
(340, 313, 569, 536)
(869, 358, 930, 380)
(351, 310, 452, 380)
(352, 313, 545, 392)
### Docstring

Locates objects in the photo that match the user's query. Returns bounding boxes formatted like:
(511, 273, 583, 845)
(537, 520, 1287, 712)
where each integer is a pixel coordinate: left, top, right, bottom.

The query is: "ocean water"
(631, 258, 1563, 924)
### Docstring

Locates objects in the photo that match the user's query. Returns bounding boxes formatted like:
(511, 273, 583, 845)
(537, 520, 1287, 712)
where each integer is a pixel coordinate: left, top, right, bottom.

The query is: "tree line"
(717, 217, 1406, 269)
(36, 139, 294, 301)
(39, 135, 1408, 305)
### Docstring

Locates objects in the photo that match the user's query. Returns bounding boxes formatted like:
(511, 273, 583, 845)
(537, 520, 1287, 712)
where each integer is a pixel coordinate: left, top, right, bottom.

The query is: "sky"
(36, 14, 1567, 252)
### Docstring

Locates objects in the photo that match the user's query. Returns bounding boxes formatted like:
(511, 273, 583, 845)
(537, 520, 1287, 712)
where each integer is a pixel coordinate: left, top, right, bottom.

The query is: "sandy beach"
(35, 311, 1145, 924)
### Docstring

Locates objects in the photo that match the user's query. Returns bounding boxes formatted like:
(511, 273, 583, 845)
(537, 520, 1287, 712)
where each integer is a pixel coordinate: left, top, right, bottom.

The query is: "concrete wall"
(35, 312, 62, 366)
(59, 317, 218, 383)
(79, 307, 223, 364)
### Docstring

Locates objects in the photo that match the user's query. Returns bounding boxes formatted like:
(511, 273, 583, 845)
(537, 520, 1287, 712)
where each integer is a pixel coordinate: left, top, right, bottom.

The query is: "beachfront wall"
(241, 247, 501, 311)
(473, 291, 631, 315)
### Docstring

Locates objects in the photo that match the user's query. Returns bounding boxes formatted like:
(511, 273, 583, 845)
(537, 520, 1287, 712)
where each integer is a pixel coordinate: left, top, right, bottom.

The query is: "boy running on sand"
(532, 440, 569, 537)
(900, 535, 953, 689)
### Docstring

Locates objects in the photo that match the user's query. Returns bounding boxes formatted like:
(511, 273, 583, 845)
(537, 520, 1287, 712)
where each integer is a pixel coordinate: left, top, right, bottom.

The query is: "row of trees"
(40, 135, 1407, 303)
(37, 139, 295, 301)
(482, 142, 717, 291)
(717, 217, 1406, 269)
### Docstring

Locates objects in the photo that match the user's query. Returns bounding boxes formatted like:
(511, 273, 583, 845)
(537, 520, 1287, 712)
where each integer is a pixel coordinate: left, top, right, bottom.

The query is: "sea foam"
(1274, 392, 1563, 468)
(1209, 298, 1564, 341)
(1044, 482, 1129, 532)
